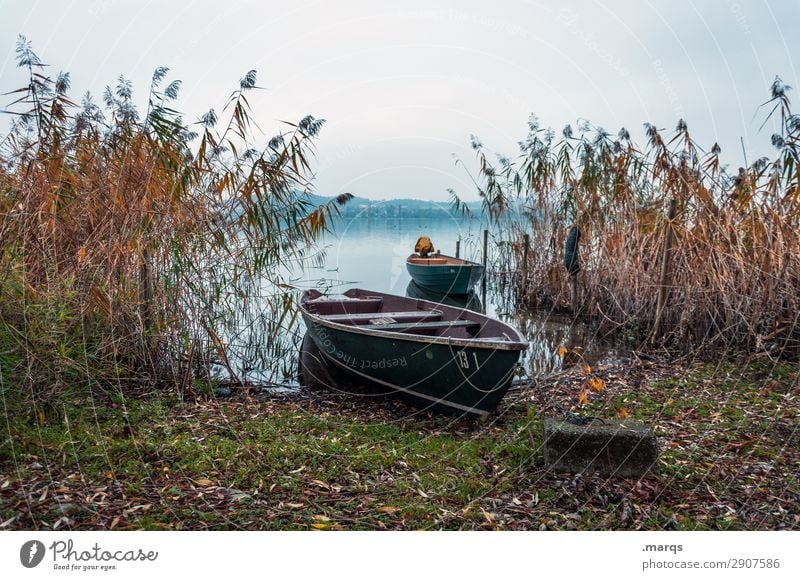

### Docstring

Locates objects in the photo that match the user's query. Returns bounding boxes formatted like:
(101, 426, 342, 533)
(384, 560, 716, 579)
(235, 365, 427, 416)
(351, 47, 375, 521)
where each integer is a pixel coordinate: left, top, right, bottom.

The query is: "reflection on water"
(512, 308, 623, 378)
(405, 280, 483, 313)
(221, 217, 624, 386)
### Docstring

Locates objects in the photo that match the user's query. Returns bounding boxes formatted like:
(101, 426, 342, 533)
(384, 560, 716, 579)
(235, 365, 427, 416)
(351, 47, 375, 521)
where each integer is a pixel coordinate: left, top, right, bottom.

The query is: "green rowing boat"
(298, 288, 528, 417)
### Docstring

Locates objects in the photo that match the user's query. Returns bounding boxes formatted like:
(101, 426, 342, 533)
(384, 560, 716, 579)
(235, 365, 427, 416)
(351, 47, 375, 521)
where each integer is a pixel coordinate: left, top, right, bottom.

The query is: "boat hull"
(301, 316, 521, 417)
(406, 256, 484, 295)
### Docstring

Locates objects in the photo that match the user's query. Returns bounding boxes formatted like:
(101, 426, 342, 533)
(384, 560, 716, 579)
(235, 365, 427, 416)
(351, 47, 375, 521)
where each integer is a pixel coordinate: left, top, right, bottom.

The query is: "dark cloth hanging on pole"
(564, 225, 581, 275)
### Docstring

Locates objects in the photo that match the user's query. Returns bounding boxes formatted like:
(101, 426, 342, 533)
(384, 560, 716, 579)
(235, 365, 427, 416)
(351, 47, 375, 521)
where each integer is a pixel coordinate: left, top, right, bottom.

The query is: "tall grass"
(0, 37, 348, 407)
(453, 78, 800, 356)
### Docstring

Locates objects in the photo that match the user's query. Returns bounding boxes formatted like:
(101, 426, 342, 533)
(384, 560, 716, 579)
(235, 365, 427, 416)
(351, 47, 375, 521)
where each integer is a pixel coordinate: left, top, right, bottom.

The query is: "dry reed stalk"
(1, 38, 350, 403)
(453, 83, 800, 356)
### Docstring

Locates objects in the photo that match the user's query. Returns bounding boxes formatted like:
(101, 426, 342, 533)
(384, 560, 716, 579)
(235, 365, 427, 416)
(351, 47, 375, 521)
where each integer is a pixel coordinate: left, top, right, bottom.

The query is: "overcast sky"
(2, 0, 798, 200)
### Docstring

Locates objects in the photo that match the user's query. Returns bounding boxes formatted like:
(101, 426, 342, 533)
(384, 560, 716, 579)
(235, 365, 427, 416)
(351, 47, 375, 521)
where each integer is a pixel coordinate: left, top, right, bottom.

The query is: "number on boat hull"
(455, 351, 481, 369)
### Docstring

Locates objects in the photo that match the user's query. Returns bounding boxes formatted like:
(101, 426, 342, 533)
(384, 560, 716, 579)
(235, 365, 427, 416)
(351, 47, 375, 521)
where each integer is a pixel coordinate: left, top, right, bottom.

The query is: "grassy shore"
(2, 358, 797, 531)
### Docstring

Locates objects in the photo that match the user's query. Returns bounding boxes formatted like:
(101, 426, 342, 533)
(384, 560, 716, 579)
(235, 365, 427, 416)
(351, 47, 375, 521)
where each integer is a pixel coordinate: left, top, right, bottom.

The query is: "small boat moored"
(298, 288, 528, 417)
(405, 253, 484, 295)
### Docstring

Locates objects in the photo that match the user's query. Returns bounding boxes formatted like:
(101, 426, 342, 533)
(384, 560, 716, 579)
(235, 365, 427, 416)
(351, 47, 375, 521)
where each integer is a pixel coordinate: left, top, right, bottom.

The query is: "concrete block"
(543, 417, 658, 477)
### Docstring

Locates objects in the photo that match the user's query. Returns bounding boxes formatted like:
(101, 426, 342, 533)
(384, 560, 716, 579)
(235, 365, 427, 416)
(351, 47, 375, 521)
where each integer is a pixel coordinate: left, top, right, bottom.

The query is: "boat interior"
(406, 253, 472, 266)
(302, 289, 494, 339)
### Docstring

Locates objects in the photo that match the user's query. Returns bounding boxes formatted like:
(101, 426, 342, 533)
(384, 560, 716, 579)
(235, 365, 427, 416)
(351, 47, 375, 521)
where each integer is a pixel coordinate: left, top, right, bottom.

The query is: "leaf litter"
(1, 357, 797, 530)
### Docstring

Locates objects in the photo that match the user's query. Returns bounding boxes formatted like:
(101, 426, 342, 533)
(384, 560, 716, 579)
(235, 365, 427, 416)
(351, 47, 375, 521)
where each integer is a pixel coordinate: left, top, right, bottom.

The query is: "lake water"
(291, 216, 490, 298)
(222, 216, 623, 386)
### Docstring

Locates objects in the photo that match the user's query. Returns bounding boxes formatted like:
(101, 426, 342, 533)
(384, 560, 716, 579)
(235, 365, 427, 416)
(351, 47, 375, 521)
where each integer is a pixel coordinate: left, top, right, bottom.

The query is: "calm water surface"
(229, 217, 623, 385)
(293, 217, 488, 298)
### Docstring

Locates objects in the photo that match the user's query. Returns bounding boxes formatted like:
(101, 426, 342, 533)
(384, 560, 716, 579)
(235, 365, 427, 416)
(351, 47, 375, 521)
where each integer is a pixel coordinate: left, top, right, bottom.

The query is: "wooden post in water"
(652, 197, 678, 342)
(481, 229, 488, 308)
(571, 275, 579, 314)
(521, 233, 529, 289)
(455, 239, 460, 259)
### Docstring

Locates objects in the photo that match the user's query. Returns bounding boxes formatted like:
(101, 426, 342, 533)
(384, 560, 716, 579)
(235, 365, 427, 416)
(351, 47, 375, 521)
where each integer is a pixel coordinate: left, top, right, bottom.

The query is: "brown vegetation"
(0, 37, 347, 405)
(455, 80, 800, 356)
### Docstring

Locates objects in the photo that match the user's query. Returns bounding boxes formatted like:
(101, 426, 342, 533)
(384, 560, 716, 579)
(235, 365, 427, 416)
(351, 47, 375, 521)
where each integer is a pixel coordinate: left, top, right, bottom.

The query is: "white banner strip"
(1, 531, 797, 579)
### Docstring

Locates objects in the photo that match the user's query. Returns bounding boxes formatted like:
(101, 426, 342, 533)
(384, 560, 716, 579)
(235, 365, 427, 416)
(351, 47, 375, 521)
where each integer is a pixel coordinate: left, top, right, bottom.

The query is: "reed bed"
(0, 38, 347, 406)
(454, 79, 800, 356)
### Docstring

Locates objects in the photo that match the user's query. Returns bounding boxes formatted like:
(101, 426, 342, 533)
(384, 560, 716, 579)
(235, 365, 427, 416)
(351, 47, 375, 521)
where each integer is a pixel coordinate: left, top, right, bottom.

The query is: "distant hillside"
(305, 193, 484, 219)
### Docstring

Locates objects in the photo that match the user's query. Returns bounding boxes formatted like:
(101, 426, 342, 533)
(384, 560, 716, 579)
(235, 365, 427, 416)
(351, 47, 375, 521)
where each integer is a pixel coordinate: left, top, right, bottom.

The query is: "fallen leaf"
(616, 407, 631, 419)
(590, 378, 606, 392)
(578, 390, 589, 406)
(195, 479, 213, 486)
(0, 516, 16, 528)
(377, 506, 399, 514)
(53, 516, 69, 530)
(311, 523, 329, 530)
(557, 346, 567, 358)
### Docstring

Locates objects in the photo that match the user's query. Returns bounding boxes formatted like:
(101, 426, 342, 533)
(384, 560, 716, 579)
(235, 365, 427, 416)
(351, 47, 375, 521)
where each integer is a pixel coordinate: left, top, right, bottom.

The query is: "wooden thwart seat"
(323, 310, 443, 324)
(362, 319, 481, 333)
(307, 296, 383, 315)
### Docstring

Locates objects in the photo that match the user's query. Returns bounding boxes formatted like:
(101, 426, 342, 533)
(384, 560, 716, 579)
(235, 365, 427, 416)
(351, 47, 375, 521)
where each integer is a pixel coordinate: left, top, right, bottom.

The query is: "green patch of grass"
(2, 357, 798, 531)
